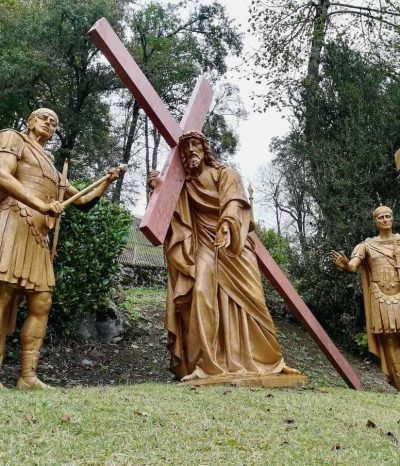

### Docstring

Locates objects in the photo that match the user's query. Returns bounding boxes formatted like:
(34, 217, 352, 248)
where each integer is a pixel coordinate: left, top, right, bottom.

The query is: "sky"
(132, 0, 290, 225)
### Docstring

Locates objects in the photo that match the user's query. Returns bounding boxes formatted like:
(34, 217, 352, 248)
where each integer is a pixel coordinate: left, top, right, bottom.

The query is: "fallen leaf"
(284, 418, 295, 424)
(366, 420, 376, 428)
(60, 415, 72, 423)
(25, 414, 37, 424)
(386, 432, 399, 444)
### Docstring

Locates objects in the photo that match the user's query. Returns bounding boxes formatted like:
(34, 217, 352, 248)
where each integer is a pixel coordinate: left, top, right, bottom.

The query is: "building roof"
(119, 216, 166, 268)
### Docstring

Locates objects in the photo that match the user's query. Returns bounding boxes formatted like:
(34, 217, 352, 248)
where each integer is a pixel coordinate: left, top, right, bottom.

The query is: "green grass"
(121, 287, 166, 320)
(0, 384, 398, 465)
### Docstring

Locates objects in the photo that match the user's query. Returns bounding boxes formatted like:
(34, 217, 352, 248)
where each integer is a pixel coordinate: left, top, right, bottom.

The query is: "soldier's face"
(375, 212, 393, 231)
(29, 113, 57, 141)
(180, 137, 205, 170)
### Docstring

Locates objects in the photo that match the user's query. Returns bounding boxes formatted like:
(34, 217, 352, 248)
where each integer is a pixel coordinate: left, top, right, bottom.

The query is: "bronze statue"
(331, 206, 400, 389)
(0, 108, 122, 389)
(150, 131, 298, 382)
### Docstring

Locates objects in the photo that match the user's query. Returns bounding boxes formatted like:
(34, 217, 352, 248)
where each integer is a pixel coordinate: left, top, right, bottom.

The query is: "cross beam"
(89, 18, 361, 389)
(252, 234, 360, 389)
(89, 18, 213, 244)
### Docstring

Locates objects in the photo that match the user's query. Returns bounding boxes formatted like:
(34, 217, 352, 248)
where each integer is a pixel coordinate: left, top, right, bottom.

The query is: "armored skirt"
(0, 195, 55, 292)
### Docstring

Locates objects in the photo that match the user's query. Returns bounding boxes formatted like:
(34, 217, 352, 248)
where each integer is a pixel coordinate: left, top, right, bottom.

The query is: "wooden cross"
(89, 18, 361, 390)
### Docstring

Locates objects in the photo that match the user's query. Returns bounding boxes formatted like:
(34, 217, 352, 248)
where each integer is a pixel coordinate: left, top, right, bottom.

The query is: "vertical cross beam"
(89, 18, 213, 245)
(89, 18, 361, 389)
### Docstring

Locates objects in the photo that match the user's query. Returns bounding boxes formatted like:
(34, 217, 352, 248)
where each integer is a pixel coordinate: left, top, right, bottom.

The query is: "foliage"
(50, 194, 131, 334)
(0, 0, 126, 174)
(255, 222, 294, 315)
(0, 385, 399, 464)
(0, 0, 245, 205)
(263, 40, 400, 347)
(203, 82, 247, 165)
(248, 0, 400, 113)
(112, 1, 245, 202)
(354, 331, 369, 354)
(255, 222, 292, 271)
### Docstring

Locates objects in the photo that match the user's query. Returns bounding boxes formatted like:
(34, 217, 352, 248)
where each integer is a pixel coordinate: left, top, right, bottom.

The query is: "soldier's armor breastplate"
(366, 241, 400, 333)
(13, 169, 58, 236)
(7, 136, 59, 236)
(369, 255, 400, 294)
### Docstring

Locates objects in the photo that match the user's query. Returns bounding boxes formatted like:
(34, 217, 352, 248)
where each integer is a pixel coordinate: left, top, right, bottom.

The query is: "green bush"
(49, 197, 131, 335)
(255, 222, 293, 315)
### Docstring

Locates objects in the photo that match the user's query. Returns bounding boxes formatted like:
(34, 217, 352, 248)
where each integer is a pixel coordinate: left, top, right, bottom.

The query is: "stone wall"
(119, 264, 167, 288)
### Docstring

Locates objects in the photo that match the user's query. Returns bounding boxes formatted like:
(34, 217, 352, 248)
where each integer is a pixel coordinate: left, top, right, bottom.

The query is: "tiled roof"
(119, 216, 166, 267)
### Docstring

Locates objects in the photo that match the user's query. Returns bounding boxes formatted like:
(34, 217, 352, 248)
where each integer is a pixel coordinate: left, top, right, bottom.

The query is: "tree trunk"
(112, 100, 141, 203)
(144, 116, 151, 198)
(304, 0, 330, 140)
(151, 127, 161, 171)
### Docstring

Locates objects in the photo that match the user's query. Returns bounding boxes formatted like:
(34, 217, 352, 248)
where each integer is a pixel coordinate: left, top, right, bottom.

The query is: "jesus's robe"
(165, 163, 286, 379)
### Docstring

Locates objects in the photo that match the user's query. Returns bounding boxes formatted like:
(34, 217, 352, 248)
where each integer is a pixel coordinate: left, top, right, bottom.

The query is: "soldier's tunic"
(352, 236, 400, 388)
(0, 129, 60, 293)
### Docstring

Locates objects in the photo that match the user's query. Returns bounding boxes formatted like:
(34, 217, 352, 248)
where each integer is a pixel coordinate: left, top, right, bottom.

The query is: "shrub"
(255, 222, 294, 316)
(49, 196, 131, 335)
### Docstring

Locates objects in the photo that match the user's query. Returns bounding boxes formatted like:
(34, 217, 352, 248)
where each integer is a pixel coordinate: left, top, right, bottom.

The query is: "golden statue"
(150, 131, 298, 383)
(331, 206, 400, 390)
(0, 108, 122, 389)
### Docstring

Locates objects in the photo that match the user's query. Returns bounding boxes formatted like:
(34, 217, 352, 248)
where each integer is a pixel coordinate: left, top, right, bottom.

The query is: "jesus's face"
(180, 137, 205, 171)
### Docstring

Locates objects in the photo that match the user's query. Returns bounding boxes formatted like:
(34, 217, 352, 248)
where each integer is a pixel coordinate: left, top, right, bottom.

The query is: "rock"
(77, 297, 130, 344)
(81, 358, 94, 367)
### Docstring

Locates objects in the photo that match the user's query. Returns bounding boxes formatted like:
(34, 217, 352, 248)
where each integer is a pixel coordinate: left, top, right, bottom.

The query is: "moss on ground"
(121, 287, 166, 321)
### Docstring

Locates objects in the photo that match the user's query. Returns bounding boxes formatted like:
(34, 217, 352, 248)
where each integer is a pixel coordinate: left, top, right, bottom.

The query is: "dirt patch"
(275, 318, 397, 393)
(0, 292, 397, 393)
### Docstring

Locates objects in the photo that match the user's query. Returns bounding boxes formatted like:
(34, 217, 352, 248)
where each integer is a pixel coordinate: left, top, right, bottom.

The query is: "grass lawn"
(0, 384, 399, 465)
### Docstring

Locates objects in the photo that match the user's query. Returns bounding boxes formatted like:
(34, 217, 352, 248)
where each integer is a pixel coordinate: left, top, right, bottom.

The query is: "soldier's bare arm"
(330, 250, 361, 272)
(64, 168, 120, 206)
(0, 152, 63, 215)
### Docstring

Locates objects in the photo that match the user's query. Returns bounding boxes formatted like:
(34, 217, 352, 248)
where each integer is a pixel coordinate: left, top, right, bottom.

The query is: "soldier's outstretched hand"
(330, 250, 349, 270)
(107, 167, 122, 182)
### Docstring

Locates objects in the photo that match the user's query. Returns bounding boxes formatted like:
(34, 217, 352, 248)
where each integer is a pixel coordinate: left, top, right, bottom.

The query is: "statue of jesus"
(150, 131, 298, 381)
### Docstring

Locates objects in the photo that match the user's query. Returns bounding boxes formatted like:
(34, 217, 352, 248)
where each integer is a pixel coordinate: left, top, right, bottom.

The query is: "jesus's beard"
(186, 154, 203, 174)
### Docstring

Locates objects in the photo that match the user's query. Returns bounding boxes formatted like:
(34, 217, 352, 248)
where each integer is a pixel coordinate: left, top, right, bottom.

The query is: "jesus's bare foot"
(181, 367, 209, 381)
(282, 364, 300, 375)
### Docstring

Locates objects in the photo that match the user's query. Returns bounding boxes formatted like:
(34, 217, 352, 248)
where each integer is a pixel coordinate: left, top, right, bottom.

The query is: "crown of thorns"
(178, 131, 207, 145)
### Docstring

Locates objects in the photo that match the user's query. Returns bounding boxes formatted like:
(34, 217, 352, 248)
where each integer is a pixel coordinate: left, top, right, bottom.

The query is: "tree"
(0, 1, 245, 206)
(202, 82, 247, 165)
(110, 1, 244, 202)
(264, 40, 400, 346)
(0, 0, 129, 174)
(248, 0, 400, 136)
